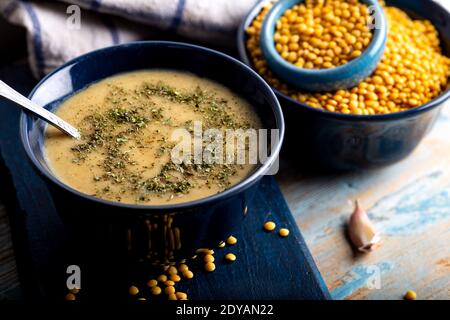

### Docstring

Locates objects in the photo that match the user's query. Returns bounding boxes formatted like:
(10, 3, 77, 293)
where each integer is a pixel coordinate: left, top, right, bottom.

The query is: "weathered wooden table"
(277, 102, 450, 300)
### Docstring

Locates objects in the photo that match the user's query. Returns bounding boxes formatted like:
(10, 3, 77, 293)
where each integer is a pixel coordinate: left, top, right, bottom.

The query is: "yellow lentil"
(263, 221, 276, 231)
(196, 248, 213, 254)
(218, 241, 226, 248)
(138, 297, 146, 301)
(168, 293, 178, 300)
(225, 253, 237, 262)
(157, 274, 167, 282)
(226, 236, 237, 245)
(170, 274, 181, 282)
(245, 3, 450, 115)
(204, 254, 215, 263)
(205, 262, 216, 272)
(404, 290, 417, 300)
(176, 292, 188, 300)
(128, 286, 139, 296)
(165, 286, 176, 295)
(147, 279, 158, 288)
(167, 266, 178, 275)
(183, 270, 194, 279)
(65, 293, 76, 301)
(178, 264, 189, 273)
(151, 286, 162, 295)
(279, 228, 290, 237)
(164, 280, 175, 286)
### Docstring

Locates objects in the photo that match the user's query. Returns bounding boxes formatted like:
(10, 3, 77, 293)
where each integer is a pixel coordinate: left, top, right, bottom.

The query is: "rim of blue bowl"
(237, 0, 450, 121)
(260, 0, 387, 81)
(20, 41, 285, 212)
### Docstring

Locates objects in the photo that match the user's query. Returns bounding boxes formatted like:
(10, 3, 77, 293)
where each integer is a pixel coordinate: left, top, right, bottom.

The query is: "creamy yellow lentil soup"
(45, 70, 261, 205)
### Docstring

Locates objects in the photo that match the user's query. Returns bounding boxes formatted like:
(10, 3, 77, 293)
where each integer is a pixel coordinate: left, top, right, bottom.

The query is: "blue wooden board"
(0, 63, 330, 301)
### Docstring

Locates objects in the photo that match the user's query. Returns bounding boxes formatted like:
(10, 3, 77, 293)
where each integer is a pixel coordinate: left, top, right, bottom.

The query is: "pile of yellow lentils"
(126, 235, 240, 301)
(63, 221, 291, 302)
(246, 1, 450, 115)
(122, 224, 290, 301)
(274, 0, 373, 69)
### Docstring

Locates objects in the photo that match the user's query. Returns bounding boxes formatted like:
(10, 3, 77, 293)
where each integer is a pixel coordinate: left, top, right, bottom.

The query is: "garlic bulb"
(348, 200, 380, 252)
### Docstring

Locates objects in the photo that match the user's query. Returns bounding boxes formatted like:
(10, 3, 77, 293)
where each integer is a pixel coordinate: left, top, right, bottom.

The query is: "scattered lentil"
(183, 270, 194, 279)
(218, 241, 226, 248)
(151, 286, 162, 295)
(157, 274, 168, 282)
(178, 264, 189, 273)
(176, 292, 188, 300)
(170, 274, 181, 282)
(65, 293, 76, 301)
(226, 236, 237, 245)
(165, 286, 176, 295)
(404, 290, 417, 300)
(225, 253, 237, 262)
(279, 228, 290, 237)
(128, 286, 139, 296)
(167, 266, 178, 275)
(196, 248, 214, 255)
(263, 221, 276, 231)
(205, 262, 216, 272)
(204, 254, 215, 263)
(164, 280, 175, 287)
(147, 279, 158, 288)
(168, 293, 178, 300)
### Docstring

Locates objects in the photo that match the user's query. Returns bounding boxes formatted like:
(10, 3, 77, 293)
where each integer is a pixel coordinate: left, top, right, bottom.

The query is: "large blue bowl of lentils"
(238, 0, 450, 170)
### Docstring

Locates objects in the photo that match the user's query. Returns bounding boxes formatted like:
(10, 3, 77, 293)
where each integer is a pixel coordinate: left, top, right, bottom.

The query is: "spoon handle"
(0, 80, 80, 139)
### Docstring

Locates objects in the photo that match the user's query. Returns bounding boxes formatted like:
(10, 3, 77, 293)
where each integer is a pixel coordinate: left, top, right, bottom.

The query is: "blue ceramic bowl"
(238, 0, 450, 170)
(259, 0, 387, 91)
(20, 41, 284, 264)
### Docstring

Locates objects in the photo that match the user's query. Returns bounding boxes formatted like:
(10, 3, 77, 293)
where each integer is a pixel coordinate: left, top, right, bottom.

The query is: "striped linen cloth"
(1, 1, 448, 79)
(0, 0, 259, 78)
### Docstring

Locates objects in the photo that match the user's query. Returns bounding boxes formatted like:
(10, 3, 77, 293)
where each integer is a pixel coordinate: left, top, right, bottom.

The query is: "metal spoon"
(0, 80, 80, 139)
